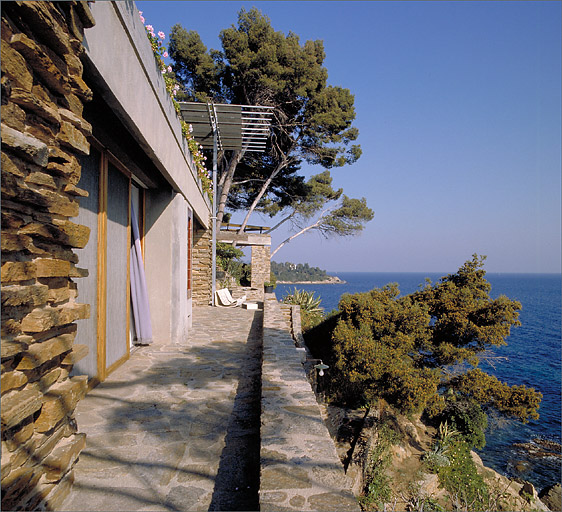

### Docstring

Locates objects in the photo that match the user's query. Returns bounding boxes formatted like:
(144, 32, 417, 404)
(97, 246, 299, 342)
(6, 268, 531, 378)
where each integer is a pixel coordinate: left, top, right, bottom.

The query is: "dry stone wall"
(192, 225, 212, 305)
(1, 2, 95, 509)
(250, 244, 270, 290)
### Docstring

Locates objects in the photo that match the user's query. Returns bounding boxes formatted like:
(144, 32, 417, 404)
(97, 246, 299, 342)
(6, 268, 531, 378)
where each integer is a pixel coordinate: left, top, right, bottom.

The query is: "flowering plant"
(139, 11, 212, 197)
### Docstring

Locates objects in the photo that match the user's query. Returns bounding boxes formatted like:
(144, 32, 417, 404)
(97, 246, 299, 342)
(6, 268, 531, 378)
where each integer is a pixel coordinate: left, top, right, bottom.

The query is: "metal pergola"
(179, 102, 274, 305)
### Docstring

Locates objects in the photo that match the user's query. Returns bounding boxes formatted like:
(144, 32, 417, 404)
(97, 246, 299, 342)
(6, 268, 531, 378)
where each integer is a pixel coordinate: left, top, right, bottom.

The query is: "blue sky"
(137, 1, 561, 273)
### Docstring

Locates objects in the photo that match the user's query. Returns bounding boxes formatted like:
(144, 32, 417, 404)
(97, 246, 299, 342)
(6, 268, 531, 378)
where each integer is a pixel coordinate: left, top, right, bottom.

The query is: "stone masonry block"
(0, 336, 30, 359)
(59, 108, 92, 137)
(0, 370, 28, 394)
(6, 1, 72, 55)
(1, 261, 37, 283)
(10, 33, 70, 95)
(34, 376, 87, 432)
(56, 121, 90, 155)
(52, 219, 90, 248)
(1, 283, 49, 307)
(20, 303, 89, 333)
(16, 332, 76, 370)
(10, 87, 61, 126)
(1, 124, 49, 166)
(60, 344, 89, 366)
(42, 433, 85, 482)
(0, 388, 43, 430)
(0, 41, 33, 91)
(35, 258, 71, 278)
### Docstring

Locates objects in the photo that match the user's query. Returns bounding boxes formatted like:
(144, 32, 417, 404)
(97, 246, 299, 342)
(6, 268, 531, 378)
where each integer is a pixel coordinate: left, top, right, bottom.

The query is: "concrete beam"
(217, 232, 271, 247)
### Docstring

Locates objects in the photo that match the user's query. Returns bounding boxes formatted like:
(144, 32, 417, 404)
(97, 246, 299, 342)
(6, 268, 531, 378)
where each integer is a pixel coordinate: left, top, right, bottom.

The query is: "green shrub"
(359, 421, 401, 510)
(282, 288, 324, 330)
(216, 242, 250, 285)
(439, 398, 488, 450)
(422, 421, 459, 472)
(437, 437, 490, 511)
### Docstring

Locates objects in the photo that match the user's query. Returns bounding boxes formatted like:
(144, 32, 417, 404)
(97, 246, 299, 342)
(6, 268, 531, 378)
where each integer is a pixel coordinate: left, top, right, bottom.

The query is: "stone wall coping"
(260, 294, 360, 511)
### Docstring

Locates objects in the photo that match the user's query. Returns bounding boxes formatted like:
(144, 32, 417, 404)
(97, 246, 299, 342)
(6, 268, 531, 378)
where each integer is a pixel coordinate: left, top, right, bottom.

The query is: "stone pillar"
(192, 224, 212, 306)
(1, 2, 95, 510)
(251, 245, 271, 290)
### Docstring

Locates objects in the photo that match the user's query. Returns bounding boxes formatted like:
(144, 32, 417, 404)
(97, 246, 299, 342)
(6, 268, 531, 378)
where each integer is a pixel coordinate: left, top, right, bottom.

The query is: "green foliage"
(451, 368, 542, 423)
(271, 261, 330, 282)
(169, 7, 362, 225)
(216, 242, 249, 286)
(359, 421, 401, 511)
(422, 421, 460, 472)
(282, 288, 324, 330)
(437, 398, 488, 450)
(437, 438, 490, 511)
(138, 12, 211, 196)
(306, 255, 541, 427)
(269, 171, 374, 256)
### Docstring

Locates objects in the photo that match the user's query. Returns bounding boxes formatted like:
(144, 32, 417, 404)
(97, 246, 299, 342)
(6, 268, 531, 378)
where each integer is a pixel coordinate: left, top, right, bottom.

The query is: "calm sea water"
(276, 272, 562, 490)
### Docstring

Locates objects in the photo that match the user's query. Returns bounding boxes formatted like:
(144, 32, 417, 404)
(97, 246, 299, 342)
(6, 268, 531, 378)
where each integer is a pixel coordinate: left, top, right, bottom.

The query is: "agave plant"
(422, 421, 460, 471)
(282, 288, 323, 314)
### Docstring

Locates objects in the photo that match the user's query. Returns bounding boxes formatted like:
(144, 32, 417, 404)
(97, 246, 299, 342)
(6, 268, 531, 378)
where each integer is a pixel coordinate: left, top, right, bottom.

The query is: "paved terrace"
(61, 300, 358, 511)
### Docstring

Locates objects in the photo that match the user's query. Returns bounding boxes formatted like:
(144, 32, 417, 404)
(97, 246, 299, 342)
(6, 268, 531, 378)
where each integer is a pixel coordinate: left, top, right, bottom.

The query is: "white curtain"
(130, 203, 152, 344)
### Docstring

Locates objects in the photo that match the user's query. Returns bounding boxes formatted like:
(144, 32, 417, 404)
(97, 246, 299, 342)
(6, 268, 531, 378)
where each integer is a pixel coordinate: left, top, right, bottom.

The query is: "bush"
(437, 438, 490, 511)
(359, 421, 401, 510)
(282, 288, 324, 330)
(438, 398, 488, 450)
(216, 242, 250, 285)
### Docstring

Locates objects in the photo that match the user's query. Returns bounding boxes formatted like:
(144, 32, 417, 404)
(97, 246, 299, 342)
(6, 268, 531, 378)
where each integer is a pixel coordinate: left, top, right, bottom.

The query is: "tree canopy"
(169, 8, 362, 231)
(306, 255, 542, 428)
(266, 170, 374, 256)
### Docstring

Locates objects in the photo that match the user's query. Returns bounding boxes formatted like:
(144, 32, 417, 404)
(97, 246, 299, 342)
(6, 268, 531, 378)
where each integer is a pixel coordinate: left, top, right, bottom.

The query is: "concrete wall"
(82, 1, 210, 228)
(144, 189, 191, 344)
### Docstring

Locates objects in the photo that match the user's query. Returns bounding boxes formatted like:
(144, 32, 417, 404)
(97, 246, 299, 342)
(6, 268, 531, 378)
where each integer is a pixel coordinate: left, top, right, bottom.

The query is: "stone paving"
(260, 295, 360, 511)
(60, 306, 262, 512)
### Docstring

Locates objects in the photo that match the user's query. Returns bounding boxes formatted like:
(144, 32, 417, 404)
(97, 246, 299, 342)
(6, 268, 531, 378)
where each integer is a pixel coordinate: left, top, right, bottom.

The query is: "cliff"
(322, 405, 553, 512)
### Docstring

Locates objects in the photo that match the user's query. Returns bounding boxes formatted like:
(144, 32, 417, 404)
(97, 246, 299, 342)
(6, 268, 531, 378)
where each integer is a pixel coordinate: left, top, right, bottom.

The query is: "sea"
(275, 272, 562, 490)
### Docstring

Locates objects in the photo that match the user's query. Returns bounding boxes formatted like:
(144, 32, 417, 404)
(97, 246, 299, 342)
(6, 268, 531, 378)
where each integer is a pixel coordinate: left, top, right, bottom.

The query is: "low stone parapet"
(260, 293, 359, 511)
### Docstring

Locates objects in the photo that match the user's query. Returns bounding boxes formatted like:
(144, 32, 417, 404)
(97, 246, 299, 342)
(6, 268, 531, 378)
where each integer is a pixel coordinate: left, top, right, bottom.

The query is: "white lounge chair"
(215, 288, 246, 307)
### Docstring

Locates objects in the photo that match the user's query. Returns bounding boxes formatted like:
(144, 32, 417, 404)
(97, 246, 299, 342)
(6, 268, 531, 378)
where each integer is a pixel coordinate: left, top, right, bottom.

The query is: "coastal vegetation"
(271, 261, 331, 283)
(281, 288, 324, 330)
(303, 255, 545, 510)
(305, 255, 542, 423)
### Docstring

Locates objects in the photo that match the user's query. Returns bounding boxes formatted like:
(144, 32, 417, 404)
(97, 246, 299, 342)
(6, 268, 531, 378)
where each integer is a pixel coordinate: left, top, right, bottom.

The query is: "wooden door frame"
(90, 138, 132, 382)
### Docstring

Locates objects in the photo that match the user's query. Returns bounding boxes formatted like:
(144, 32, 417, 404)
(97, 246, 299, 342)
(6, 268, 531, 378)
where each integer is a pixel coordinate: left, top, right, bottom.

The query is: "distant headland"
(272, 261, 346, 284)
(277, 275, 346, 285)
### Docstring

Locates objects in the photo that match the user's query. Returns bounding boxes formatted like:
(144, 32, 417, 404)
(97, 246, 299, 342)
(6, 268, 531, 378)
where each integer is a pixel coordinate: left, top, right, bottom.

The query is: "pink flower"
(163, 52, 169, 58)
(146, 25, 153, 32)
(167, 65, 172, 73)
(140, 15, 145, 23)
(158, 31, 165, 40)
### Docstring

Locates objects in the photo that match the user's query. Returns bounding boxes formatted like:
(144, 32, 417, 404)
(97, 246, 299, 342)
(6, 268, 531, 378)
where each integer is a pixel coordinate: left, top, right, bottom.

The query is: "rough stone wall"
(250, 245, 271, 290)
(1, 2, 95, 509)
(192, 225, 212, 306)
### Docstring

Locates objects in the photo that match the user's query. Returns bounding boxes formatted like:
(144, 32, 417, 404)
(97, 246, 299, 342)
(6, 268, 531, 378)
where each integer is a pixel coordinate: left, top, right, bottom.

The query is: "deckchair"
(215, 288, 246, 307)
